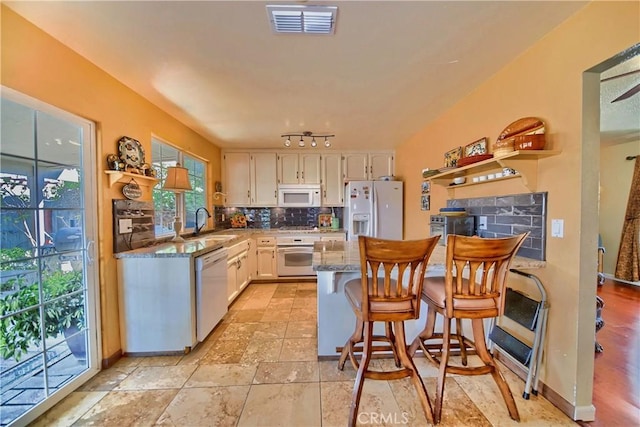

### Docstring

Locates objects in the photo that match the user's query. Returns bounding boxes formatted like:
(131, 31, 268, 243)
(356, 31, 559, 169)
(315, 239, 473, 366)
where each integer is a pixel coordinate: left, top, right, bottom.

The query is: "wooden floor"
(578, 278, 640, 426)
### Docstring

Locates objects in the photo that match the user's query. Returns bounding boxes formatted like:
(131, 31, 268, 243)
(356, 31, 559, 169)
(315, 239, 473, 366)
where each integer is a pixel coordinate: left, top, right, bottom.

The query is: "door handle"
(86, 240, 95, 265)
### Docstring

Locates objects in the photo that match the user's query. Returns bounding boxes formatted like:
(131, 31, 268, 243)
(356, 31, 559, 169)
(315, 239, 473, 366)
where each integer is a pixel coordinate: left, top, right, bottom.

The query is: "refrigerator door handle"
(371, 185, 378, 237)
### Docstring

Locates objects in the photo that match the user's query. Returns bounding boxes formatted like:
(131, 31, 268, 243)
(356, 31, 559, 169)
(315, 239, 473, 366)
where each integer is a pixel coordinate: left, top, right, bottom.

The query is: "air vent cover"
(266, 5, 337, 35)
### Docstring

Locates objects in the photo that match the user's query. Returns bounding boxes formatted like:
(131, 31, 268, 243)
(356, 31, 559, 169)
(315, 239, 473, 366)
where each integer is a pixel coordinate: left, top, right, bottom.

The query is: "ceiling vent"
(266, 4, 337, 35)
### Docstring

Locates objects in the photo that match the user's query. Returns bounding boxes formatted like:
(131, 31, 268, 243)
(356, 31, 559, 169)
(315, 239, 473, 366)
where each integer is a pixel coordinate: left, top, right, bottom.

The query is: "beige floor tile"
(77, 366, 134, 391)
(238, 383, 321, 427)
(111, 356, 143, 369)
(240, 338, 283, 363)
(200, 338, 250, 364)
(320, 379, 404, 427)
(297, 282, 318, 291)
(292, 297, 317, 309)
(267, 297, 295, 310)
(253, 321, 288, 339)
(75, 390, 177, 426)
(156, 386, 250, 426)
(261, 308, 291, 322)
(232, 309, 266, 322)
(279, 338, 318, 361)
(253, 361, 319, 384)
(285, 321, 317, 338)
(184, 364, 258, 387)
(31, 391, 107, 427)
(318, 360, 358, 382)
(289, 307, 316, 321)
(219, 322, 260, 340)
(242, 297, 271, 310)
(115, 365, 197, 390)
(296, 289, 318, 298)
(136, 355, 183, 367)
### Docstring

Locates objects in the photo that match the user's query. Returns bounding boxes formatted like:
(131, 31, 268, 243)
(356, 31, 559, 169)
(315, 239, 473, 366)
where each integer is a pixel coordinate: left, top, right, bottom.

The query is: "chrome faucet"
(194, 207, 212, 235)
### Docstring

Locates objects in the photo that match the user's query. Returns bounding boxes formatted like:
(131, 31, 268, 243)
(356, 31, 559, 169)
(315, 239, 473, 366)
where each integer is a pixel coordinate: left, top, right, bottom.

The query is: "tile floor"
(32, 282, 577, 426)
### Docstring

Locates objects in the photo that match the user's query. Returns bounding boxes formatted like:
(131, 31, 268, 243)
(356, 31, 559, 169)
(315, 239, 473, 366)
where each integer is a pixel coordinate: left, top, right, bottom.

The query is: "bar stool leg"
(348, 321, 374, 427)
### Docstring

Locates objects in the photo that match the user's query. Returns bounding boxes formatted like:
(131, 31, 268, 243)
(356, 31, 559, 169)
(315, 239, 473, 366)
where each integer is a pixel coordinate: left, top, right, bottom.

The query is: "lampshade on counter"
(162, 164, 192, 192)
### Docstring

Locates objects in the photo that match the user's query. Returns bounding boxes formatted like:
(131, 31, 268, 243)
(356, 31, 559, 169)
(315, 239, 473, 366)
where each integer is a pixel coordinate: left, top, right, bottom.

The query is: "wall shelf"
(426, 149, 561, 192)
(105, 170, 158, 188)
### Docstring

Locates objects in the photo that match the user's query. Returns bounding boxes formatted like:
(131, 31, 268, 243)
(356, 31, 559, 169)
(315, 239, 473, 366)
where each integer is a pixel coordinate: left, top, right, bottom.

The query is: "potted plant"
(0, 270, 85, 362)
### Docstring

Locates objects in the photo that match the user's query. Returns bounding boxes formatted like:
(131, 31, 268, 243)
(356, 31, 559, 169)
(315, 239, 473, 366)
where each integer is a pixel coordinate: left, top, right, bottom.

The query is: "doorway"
(0, 88, 100, 425)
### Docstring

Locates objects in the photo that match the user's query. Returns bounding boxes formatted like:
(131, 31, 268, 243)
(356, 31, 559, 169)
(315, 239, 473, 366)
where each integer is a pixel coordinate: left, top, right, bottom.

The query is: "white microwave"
(277, 184, 321, 207)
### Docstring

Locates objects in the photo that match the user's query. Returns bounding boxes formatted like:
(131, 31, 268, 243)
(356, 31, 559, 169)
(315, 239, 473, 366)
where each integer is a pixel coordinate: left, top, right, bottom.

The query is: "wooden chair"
(338, 235, 440, 427)
(408, 233, 528, 424)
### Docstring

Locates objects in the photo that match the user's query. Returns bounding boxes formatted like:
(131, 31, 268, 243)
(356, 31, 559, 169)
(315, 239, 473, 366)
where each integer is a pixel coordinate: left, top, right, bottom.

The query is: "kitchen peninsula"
(313, 239, 546, 357)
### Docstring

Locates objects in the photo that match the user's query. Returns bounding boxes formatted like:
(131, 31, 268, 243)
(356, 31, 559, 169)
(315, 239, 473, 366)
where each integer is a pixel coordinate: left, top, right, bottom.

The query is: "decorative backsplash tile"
(448, 192, 547, 260)
(214, 206, 343, 230)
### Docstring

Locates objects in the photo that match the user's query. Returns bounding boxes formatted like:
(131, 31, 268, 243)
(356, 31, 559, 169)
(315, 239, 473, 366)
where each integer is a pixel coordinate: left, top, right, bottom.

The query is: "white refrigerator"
(344, 180, 403, 241)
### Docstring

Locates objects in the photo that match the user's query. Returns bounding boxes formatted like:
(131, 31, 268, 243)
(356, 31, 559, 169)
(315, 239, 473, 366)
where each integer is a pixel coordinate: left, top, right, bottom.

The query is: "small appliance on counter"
(430, 212, 475, 245)
(112, 199, 155, 252)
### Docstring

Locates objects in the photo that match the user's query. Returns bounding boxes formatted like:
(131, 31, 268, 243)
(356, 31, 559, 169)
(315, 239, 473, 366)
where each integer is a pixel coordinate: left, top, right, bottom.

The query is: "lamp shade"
(162, 164, 192, 192)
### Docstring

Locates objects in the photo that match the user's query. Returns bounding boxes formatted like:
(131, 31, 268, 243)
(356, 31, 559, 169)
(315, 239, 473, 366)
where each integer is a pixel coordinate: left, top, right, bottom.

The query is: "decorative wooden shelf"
(105, 171, 158, 188)
(426, 150, 561, 192)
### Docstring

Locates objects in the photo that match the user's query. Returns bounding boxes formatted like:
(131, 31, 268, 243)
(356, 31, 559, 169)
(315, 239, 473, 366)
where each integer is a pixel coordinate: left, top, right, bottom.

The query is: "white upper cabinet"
(278, 153, 321, 184)
(343, 152, 394, 181)
(251, 152, 278, 206)
(321, 153, 343, 206)
(223, 151, 277, 206)
(223, 152, 251, 206)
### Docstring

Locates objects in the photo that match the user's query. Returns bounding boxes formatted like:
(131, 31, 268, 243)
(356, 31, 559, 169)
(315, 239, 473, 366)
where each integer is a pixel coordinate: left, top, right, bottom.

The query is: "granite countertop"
(313, 240, 546, 272)
(114, 228, 347, 259)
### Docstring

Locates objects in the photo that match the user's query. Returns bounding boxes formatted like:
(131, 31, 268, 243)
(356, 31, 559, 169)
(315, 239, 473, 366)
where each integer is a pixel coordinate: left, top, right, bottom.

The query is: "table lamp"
(162, 163, 192, 241)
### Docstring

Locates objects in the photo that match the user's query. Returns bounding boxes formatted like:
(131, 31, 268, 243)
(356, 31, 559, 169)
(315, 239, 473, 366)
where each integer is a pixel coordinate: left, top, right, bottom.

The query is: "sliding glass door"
(0, 88, 99, 425)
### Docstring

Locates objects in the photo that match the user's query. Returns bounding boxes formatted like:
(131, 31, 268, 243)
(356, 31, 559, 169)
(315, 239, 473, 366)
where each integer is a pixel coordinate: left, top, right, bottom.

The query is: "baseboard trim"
(494, 350, 583, 421)
(101, 349, 122, 369)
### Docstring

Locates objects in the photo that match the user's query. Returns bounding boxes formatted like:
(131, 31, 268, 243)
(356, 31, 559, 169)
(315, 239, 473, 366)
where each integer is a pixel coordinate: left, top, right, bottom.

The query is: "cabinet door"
(251, 152, 278, 206)
(300, 153, 321, 184)
(247, 239, 257, 282)
(369, 152, 394, 179)
(227, 257, 238, 304)
(237, 251, 249, 293)
(223, 152, 251, 206)
(343, 153, 369, 181)
(322, 153, 343, 206)
(257, 247, 277, 279)
(278, 153, 300, 184)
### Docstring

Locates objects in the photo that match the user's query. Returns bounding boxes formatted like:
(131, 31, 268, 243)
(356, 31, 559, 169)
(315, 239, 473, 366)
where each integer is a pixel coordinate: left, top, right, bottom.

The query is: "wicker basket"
(514, 134, 546, 150)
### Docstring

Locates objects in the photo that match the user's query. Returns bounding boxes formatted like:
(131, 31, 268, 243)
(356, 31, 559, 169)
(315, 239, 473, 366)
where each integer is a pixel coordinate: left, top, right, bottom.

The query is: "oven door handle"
(277, 247, 314, 254)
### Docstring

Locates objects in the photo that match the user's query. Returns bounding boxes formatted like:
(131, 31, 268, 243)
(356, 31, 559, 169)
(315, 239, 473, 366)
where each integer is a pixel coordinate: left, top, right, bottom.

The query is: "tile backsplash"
(448, 192, 547, 260)
(214, 207, 343, 230)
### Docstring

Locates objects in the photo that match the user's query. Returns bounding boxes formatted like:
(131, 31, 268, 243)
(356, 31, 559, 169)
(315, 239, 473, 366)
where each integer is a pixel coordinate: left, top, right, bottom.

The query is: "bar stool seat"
(409, 233, 529, 424)
(338, 235, 440, 427)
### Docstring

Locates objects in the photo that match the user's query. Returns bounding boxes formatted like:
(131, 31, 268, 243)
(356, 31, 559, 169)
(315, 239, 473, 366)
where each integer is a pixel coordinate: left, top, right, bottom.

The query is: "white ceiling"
(8, 0, 636, 151)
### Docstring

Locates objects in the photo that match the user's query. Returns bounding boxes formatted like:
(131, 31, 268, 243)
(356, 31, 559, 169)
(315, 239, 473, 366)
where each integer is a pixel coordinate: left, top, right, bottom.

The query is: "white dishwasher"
(195, 248, 228, 342)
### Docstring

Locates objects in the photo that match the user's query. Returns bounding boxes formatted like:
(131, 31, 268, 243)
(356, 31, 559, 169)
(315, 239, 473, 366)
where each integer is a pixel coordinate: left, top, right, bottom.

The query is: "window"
(151, 138, 206, 237)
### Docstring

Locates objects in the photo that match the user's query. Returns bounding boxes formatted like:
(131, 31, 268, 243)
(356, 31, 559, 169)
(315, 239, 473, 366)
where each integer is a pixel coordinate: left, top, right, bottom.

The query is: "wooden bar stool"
(409, 233, 528, 424)
(338, 235, 440, 427)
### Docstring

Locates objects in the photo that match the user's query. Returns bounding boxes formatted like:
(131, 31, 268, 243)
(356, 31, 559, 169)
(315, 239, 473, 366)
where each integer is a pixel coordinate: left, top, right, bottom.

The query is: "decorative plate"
(118, 136, 145, 168)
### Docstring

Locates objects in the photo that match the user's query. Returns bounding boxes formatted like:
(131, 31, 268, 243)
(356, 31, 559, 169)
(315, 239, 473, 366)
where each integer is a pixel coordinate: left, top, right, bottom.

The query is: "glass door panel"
(0, 90, 98, 426)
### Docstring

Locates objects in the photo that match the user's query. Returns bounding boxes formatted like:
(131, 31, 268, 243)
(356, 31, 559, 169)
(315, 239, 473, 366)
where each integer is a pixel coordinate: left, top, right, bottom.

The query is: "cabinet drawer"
(256, 236, 276, 247)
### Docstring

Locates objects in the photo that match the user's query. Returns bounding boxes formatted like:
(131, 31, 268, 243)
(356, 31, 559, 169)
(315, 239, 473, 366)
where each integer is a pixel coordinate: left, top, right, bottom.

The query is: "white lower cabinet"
(256, 236, 277, 279)
(226, 238, 251, 304)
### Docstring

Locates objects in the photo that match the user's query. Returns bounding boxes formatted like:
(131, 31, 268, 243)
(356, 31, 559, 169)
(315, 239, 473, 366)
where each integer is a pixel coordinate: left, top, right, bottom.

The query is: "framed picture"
(421, 181, 430, 194)
(464, 137, 488, 157)
(444, 146, 462, 168)
(421, 194, 430, 211)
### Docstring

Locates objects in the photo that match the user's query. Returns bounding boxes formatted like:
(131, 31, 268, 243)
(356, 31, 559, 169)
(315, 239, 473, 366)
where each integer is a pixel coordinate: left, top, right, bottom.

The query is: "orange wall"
(396, 1, 639, 417)
(1, 6, 222, 363)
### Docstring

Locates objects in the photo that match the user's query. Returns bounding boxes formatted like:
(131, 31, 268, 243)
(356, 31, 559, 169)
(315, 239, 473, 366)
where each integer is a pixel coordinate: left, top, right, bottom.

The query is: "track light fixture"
(281, 131, 335, 148)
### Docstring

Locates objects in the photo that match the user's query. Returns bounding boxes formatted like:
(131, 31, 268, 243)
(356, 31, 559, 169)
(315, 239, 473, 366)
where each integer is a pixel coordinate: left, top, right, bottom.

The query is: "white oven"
(276, 235, 320, 276)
